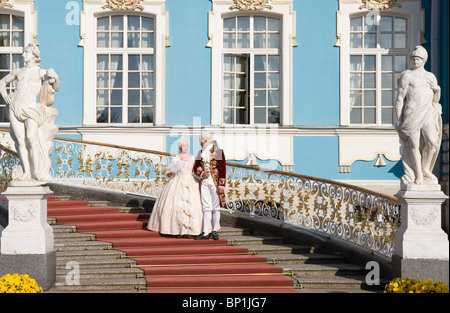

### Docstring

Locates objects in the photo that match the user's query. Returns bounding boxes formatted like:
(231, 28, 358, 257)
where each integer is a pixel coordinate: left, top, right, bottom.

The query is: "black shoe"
(211, 231, 219, 240)
(194, 232, 211, 240)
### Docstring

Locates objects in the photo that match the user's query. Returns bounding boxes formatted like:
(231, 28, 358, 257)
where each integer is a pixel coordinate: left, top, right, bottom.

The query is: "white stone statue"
(395, 46, 442, 186)
(0, 43, 60, 186)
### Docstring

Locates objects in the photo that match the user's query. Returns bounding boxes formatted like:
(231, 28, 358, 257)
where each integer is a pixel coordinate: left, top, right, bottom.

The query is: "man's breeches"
(201, 178, 220, 212)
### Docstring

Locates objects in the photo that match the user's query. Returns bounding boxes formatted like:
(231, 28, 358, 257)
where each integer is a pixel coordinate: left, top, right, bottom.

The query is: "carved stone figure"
(0, 43, 60, 186)
(395, 46, 442, 186)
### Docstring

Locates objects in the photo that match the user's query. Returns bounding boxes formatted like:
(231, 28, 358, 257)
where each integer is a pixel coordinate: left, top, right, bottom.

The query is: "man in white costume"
(395, 45, 442, 186)
(194, 132, 226, 240)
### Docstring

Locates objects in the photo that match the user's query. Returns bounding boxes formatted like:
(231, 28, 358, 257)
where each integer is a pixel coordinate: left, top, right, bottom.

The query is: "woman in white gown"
(147, 137, 202, 236)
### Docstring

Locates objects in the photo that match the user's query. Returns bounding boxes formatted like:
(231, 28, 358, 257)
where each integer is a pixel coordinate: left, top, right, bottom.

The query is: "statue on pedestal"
(395, 46, 442, 186)
(0, 43, 60, 186)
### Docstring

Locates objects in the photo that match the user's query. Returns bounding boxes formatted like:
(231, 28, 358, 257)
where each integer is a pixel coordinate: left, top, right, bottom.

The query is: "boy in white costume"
(194, 132, 226, 240)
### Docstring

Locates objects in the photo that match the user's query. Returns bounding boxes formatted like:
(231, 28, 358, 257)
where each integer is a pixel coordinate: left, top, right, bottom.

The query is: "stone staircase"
(216, 228, 384, 292)
(51, 223, 145, 292)
(46, 196, 385, 293)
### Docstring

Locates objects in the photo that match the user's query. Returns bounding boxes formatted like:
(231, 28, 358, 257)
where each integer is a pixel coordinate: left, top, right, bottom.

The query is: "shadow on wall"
(388, 161, 404, 179)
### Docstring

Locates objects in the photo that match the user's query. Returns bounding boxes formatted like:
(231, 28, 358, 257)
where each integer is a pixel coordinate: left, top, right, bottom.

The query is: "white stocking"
(202, 211, 212, 234)
(212, 211, 221, 232)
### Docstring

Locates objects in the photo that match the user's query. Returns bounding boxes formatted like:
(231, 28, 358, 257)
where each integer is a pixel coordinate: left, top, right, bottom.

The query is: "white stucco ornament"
(102, 0, 144, 11)
(395, 46, 442, 187)
(0, 43, 60, 187)
(359, 0, 401, 11)
(0, 0, 12, 9)
(229, 0, 272, 11)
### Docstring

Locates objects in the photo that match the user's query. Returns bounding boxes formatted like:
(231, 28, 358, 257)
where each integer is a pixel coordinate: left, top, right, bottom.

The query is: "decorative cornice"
(359, 0, 401, 11)
(229, 0, 272, 11)
(0, 0, 13, 9)
(102, 0, 144, 12)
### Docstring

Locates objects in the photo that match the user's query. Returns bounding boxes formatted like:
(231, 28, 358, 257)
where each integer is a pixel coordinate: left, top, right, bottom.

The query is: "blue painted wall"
(34, 0, 84, 127)
(439, 0, 449, 125)
(292, 136, 402, 180)
(164, 0, 212, 126)
(292, 0, 340, 126)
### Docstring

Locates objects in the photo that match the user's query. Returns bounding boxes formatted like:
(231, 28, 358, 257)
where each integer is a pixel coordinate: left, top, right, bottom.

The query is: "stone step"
(52, 225, 78, 233)
(295, 288, 381, 293)
(53, 277, 146, 291)
(56, 249, 124, 260)
(257, 253, 344, 265)
(54, 232, 96, 241)
(279, 263, 367, 277)
(55, 241, 112, 252)
(86, 201, 113, 207)
(241, 243, 313, 255)
(218, 227, 251, 236)
(56, 258, 136, 270)
(56, 267, 143, 280)
(292, 275, 386, 291)
(222, 235, 284, 246)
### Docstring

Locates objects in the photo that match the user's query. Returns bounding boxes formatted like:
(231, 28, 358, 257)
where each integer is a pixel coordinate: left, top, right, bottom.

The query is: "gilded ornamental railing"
(1, 129, 401, 257)
(225, 163, 400, 257)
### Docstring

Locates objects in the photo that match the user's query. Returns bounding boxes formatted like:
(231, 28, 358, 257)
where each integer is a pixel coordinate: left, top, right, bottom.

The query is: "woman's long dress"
(147, 155, 202, 236)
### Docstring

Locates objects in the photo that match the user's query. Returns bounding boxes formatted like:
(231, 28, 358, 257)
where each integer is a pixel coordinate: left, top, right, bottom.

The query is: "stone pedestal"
(0, 186, 55, 290)
(393, 184, 449, 284)
(0, 251, 56, 291)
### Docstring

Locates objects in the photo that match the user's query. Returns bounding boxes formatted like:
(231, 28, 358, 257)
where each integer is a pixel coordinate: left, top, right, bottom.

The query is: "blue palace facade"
(0, 0, 448, 196)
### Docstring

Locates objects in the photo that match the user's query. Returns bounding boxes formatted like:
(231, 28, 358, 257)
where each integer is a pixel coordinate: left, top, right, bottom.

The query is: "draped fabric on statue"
(397, 98, 442, 184)
(9, 74, 58, 182)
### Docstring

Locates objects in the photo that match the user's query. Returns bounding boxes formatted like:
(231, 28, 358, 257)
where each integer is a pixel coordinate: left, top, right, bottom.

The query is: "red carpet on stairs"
(47, 197, 297, 293)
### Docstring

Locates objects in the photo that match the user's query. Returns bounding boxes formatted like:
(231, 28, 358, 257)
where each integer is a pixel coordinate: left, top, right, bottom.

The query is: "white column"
(0, 186, 54, 255)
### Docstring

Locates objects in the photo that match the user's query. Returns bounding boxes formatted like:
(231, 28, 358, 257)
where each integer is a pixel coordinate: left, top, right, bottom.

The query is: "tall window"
(348, 14, 409, 125)
(222, 15, 281, 125)
(0, 13, 24, 123)
(95, 15, 155, 124)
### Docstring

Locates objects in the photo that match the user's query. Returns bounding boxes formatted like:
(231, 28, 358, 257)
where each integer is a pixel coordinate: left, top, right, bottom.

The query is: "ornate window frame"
(0, 0, 37, 125)
(335, 0, 425, 173)
(336, 0, 425, 126)
(80, 0, 169, 126)
(208, 0, 296, 126)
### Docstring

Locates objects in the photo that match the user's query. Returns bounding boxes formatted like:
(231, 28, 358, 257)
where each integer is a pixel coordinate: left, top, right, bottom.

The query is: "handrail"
(1, 128, 401, 257)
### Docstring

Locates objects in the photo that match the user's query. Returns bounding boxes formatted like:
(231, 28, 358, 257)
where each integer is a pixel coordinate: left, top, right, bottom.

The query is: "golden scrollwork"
(102, 0, 144, 11)
(0, 0, 12, 9)
(229, 0, 272, 11)
(359, 0, 401, 11)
